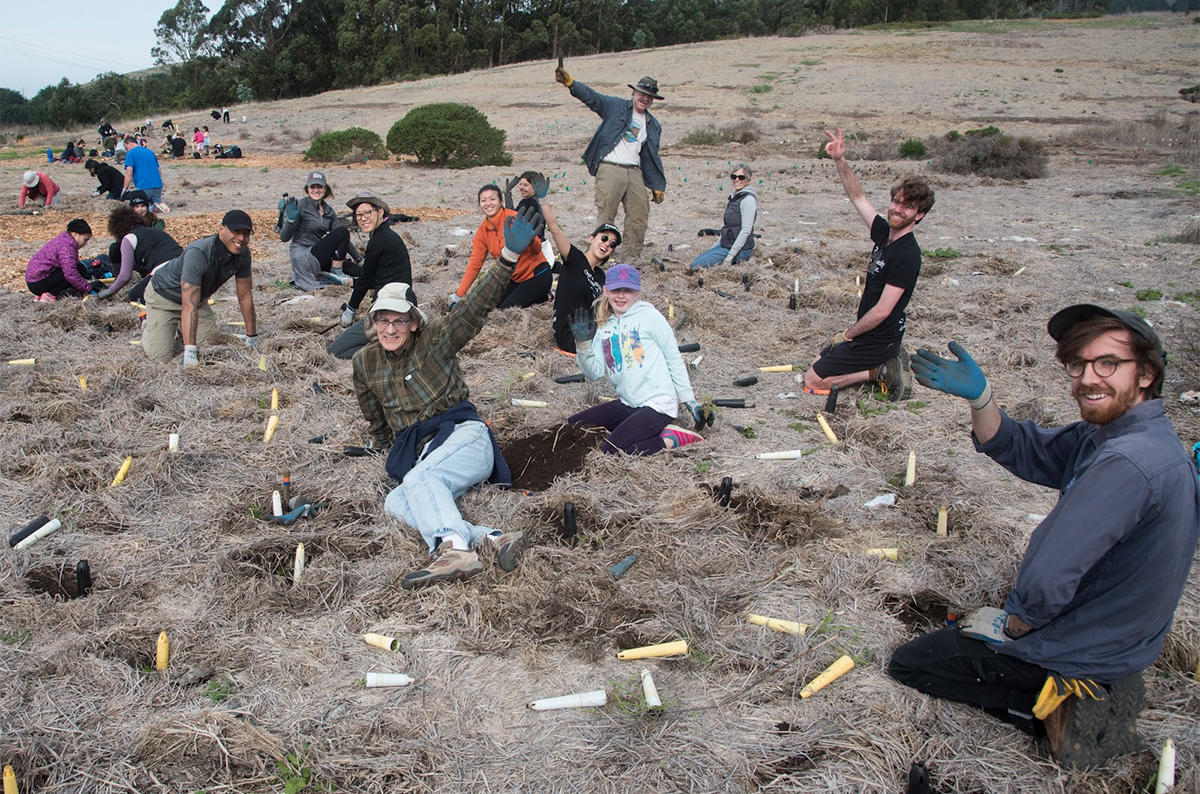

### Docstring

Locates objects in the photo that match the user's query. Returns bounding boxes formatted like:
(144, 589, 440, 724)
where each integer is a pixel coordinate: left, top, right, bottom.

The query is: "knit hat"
(67, 219, 92, 236)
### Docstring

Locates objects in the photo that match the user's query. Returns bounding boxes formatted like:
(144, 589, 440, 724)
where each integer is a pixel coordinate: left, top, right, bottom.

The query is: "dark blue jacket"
(385, 400, 511, 489)
(569, 80, 666, 192)
(977, 400, 1199, 680)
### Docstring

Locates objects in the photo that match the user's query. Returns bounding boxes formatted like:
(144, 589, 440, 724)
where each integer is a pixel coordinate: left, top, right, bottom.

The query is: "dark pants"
(498, 267, 551, 309)
(888, 628, 1050, 735)
(568, 400, 671, 456)
(310, 226, 353, 273)
(328, 319, 368, 360)
(27, 269, 84, 298)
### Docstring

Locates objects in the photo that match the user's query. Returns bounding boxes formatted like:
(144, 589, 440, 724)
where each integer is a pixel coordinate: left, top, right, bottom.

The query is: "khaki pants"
(142, 281, 218, 362)
(595, 162, 650, 260)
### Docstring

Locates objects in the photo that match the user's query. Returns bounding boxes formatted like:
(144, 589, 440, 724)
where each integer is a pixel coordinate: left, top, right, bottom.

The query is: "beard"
(1074, 382, 1142, 425)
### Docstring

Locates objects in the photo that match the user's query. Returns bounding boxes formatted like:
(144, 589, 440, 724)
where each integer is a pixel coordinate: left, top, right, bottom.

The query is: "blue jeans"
(143, 187, 163, 204)
(383, 420, 498, 553)
(690, 244, 752, 268)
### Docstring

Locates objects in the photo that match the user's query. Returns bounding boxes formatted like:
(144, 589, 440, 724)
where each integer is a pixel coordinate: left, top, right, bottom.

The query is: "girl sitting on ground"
(450, 184, 550, 310)
(25, 219, 99, 300)
(568, 263, 705, 454)
(277, 171, 360, 290)
(540, 200, 619, 355)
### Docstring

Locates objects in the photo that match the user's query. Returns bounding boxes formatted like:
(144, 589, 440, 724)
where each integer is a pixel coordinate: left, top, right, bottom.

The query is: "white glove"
(447, 292, 461, 309)
(340, 306, 355, 327)
(244, 334, 258, 349)
(91, 188, 101, 197)
(960, 607, 1011, 643)
(722, 255, 734, 267)
(182, 345, 199, 368)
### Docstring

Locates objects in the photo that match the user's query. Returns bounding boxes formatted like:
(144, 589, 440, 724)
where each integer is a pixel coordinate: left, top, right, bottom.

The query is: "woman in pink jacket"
(25, 219, 99, 301)
(19, 171, 59, 208)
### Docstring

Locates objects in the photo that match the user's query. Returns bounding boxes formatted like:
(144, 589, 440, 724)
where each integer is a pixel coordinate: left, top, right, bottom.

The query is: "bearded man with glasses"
(887, 304, 1198, 770)
(329, 191, 414, 359)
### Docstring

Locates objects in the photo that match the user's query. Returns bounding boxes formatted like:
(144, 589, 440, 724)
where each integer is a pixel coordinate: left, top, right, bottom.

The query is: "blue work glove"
(685, 400, 704, 426)
(531, 173, 550, 199)
(959, 607, 1011, 643)
(570, 307, 596, 343)
(911, 341, 992, 409)
(283, 196, 299, 223)
(501, 205, 542, 262)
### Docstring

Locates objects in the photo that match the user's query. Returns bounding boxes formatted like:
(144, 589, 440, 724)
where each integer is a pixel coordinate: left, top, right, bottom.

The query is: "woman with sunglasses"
(450, 184, 550, 310)
(540, 200, 620, 354)
(277, 171, 361, 290)
(690, 163, 758, 269)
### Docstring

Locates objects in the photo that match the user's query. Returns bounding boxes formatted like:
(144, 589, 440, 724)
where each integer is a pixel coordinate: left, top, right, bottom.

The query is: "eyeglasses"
(372, 316, 411, 329)
(354, 208, 379, 219)
(730, 173, 748, 181)
(1064, 357, 1136, 378)
(598, 233, 619, 246)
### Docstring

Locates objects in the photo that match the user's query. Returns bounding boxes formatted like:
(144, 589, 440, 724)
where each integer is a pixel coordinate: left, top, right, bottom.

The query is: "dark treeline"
(1, 0, 1193, 130)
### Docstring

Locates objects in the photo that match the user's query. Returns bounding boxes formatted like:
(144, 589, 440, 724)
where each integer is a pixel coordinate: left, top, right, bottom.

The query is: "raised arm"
(539, 201, 571, 256)
(824, 127, 876, 230)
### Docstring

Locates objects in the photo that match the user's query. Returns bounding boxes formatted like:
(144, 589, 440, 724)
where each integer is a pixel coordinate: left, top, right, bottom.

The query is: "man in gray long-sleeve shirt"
(888, 303, 1199, 770)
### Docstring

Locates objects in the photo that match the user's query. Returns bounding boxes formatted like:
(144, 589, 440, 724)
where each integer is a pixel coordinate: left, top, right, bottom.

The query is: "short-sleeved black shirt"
(552, 244, 604, 353)
(856, 214, 920, 345)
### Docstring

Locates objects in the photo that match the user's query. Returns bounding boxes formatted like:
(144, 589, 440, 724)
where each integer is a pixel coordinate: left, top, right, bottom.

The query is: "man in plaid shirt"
(352, 206, 541, 588)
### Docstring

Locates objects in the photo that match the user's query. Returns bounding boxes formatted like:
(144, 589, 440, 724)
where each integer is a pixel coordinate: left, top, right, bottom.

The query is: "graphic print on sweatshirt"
(601, 328, 646, 372)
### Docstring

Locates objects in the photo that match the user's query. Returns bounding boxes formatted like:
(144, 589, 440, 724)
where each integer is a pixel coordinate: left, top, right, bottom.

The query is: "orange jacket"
(455, 208, 547, 297)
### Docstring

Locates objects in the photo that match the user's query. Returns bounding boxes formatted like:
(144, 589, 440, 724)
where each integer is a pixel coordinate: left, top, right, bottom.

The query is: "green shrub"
(681, 122, 760, 146)
(1135, 288, 1163, 301)
(934, 133, 1047, 179)
(964, 125, 1002, 137)
(928, 246, 963, 259)
(304, 127, 388, 162)
(899, 138, 927, 159)
(386, 103, 511, 168)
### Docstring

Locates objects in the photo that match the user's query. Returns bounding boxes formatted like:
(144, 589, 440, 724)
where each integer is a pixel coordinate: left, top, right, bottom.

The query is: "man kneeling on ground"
(352, 207, 544, 588)
(888, 304, 1199, 769)
(802, 128, 934, 401)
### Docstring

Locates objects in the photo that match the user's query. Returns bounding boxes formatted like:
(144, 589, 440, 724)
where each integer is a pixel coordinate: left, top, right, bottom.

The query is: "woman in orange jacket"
(450, 184, 550, 309)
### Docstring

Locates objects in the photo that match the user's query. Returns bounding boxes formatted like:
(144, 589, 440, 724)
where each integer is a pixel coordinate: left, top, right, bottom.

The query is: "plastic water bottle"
(46, 148, 54, 162)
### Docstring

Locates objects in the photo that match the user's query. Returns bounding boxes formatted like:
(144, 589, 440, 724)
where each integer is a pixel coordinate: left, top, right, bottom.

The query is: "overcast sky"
(0, 0, 187, 98)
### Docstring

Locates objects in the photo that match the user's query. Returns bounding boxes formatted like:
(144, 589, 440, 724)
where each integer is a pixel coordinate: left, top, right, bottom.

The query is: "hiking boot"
(400, 547, 482, 589)
(661, 424, 703, 449)
(490, 531, 527, 572)
(1044, 671, 1144, 770)
(876, 349, 912, 402)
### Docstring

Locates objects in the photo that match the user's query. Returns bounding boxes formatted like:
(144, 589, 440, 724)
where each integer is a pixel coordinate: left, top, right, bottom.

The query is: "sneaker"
(1044, 671, 1144, 770)
(400, 547, 482, 589)
(318, 270, 352, 286)
(661, 424, 703, 449)
(876, 349, 912, 402)
(490, 531, 527, 572)
(36, 293, 57, 303)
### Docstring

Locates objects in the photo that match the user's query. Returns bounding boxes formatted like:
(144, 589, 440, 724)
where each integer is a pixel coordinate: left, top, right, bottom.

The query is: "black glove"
(570, 307, 597, 343)
(88, 279, 104, 294)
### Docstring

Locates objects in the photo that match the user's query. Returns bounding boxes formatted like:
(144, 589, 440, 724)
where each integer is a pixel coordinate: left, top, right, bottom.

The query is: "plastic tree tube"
(8, 516, 50, 548)
(293, 543, 305, 585)
(641, 670, 662, 708)
(270, 387, 279, 411)
(866, 548, 899, 561)
(1155, 738, 1174, 794)
(511, 398, 549, 408)
(747, 614, 807, 636)
(168, 433, 180, 452)
(800, 655, 855, 698)
(111, 456, 133, 486)
(617, 640, 688, 660)
(755, 449, 808, 460)
(905, 451, 917, 487)
(816, 414, 838, 443)
(13, 519, 61, 551)
(527, 689, 607, 710)
(363, 633, 399, 651)
(3, 764, 16, 794)
(759, 364, 794, 373)
(366, 673, 413, 688)
(264, 414, 280, 443)
(155, 631, 170, 671)
(937, 506, 949, 536)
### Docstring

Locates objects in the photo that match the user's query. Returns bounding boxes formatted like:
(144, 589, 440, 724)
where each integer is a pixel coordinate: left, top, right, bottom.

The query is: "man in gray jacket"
(556, 66, 666, 261)
(888, 304, 1199, 769)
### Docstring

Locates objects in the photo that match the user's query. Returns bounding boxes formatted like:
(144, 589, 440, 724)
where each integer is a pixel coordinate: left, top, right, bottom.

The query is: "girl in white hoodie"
(568, 263, 704, 454)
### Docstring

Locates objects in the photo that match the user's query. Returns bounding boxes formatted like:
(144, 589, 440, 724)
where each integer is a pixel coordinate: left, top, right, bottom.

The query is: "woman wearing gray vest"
(690, 163, 758, 268)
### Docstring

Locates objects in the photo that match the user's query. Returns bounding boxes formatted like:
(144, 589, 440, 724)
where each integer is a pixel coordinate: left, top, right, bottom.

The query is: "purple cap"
(604, 263, 641, 291)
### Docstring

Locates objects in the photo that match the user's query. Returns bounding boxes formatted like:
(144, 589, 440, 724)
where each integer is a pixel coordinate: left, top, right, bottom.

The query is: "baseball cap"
(126, 190, 150, 207)
(604, 263, 641, 291)
(1048, 303, 1166, 395)
(592, 223, 622, 247)
(368, 283, 425, 326)
(221, 209, 254, 232)
(306, 171, 327, 188)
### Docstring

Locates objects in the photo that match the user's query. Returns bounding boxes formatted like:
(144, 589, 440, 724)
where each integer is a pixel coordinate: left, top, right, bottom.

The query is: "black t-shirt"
(348, 223, 412, 311)
(553, 244, 604, 352)
(856, 215, 920, 344)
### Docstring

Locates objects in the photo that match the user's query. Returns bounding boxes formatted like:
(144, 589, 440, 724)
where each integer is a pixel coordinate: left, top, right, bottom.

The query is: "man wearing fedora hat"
(142, 209, 259, 365)
(556, 66, 666, 261)
(887, 304, 1198, 769)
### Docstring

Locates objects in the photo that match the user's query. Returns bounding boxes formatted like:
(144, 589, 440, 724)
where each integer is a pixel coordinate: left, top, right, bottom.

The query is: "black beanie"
(67, 219, 92, 236)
